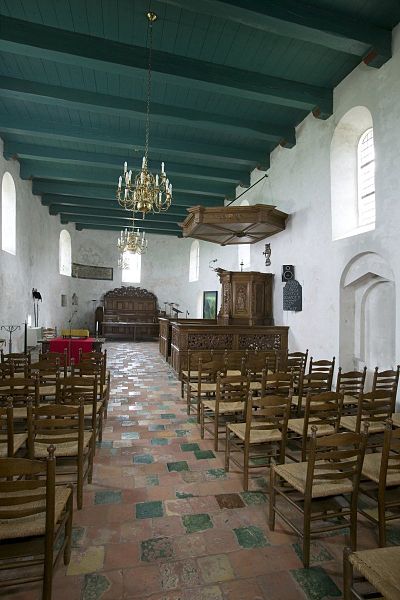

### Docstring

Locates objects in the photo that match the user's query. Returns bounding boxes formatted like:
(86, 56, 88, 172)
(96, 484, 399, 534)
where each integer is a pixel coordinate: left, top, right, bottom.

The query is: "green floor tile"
(96, 441, 113, 448)
(94, 490, 122, 505)
(182, 513, 213, 534)
(206, 468, 227, 480)
(161, 413, 176, 419)
(136, 501, 164, 519)
(71, 526, 85, 547)
(134, 453, 154, 464)
(293, 542, 334, 564)
(141, 536, 174, 562)
(233, 526, 270, 548)
(121, 431, 140, 439)
(148, 424, 166, 431)
(176, 429, 190, 437)
(291, 566, 341, 600)
(194, 449, 216, 460)
(240, 491, 267, 505)
(151, 438, 169, 445)
(145, 475, 159, 486)
(167, 461, 189, 472)
(180, 442, 200, 452)
(176, 491, 194, 499)
(82, 573, 110, 600)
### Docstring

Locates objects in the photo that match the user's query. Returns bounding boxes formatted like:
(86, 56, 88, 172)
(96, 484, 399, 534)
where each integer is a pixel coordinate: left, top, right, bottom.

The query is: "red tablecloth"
(49, 337, 94, 365)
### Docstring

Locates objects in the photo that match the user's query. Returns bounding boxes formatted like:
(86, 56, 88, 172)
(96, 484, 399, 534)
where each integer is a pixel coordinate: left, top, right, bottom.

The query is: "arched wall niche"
(340, 252, 395, 379)
(331, 106, 374, 240)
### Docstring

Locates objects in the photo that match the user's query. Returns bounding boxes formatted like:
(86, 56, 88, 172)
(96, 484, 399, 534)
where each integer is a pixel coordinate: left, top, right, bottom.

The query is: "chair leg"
(350, 494, 358, 551)
(196, 395, 201, 424)
(186, 386, 191, 416)
(224, 425, 230, 471)
(243, 444, 250, 491)
(214, 414, 219, 452)
(43, 533, 54, 600)
(303, 500, 311, 568)
(200, 402, 205, 439)
(269, 467, 276, 530)
(343, 547, 353, 600)
(378, 498, 386, 547)
(77, 463, 83, 510)
(181, 379, 184, 399)
(64, 493, 73, 565)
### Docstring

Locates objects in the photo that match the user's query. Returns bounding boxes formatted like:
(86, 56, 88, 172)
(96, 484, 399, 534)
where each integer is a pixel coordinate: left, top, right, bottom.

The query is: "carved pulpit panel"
(217, 271, 274, 326)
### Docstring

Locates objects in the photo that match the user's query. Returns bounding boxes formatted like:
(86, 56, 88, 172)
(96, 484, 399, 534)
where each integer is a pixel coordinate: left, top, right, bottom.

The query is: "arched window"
(122, 251, 141, 283)
(189, 240, 199, 282)
(1, 172, 16, 255)
(357, 128, 375, 228)
(238, 200, 250, 269)
(59, 229, 72, 276)
(330, 106, 375, 240)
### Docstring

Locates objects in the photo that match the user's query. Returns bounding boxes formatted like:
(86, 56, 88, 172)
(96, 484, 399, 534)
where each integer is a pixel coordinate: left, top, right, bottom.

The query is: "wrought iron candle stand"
(1, 324, 21, 353)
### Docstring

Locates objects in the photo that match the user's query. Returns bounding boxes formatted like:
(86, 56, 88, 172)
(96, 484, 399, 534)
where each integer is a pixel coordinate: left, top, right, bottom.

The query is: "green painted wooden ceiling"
(0, 0, 399, 236)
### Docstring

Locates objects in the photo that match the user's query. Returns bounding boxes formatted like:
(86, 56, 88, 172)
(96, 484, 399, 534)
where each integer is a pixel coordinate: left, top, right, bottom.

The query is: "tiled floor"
(8, 342, 400, 599)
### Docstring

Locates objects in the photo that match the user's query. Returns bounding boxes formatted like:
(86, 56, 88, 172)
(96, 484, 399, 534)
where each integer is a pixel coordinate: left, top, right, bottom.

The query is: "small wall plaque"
(283, 280, 302, 312)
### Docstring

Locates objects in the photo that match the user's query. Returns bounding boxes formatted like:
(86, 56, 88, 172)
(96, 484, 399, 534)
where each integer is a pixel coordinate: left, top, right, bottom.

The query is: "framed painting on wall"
(203, 291, 218, 319)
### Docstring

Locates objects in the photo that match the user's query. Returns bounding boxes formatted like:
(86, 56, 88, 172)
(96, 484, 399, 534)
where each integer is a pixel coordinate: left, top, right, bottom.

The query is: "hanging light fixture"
(116, 11, 172, 217)
(117, 216, 147, 270)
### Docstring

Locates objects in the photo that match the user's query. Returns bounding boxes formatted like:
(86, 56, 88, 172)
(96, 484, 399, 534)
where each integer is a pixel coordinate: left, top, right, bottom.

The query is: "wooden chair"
(336, 366, 367, 413)
(180, 350, 214, 399)
(287, 391, 344, 461)
(0, 398, 27, 457)
(200, 373, 250, 451)
(0, 361, 14, 379)
(0, 377, 40, 422)
(343, 545, 400, 600)
(0, 449, 73, 600)
(269, 426, 368, 568)
(225, 391, 291, 490)
(372, 365, 400, 412)
(286, 349, 308, 391)
(246, 353, 276, 394)
(358, 419, 400, 546)
(39, 349, 68, 369)
(72, 360, 110, 424)
(340, 391, 394, 448)
(186, 355, 226, 422)
(0, 351, 31, 375)
(27, 401, 94, 509)
(29, 360, 62, 401)
(292, 356, 336, 415)
(56, 375, 103, 443)
(261, 370, 294, 396)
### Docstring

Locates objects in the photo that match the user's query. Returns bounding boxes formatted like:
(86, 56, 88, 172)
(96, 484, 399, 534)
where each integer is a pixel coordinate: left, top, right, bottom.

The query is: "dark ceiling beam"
(41, 195, 188, 215)
(0, 16, 332, 117)
(49, 205, 186, 223)
(33, 181, 224, 207)
(0, 116, 263, 167)
(0, 76, 295, 148)
(48, 201, 187, 219)
(4, 142, 251, 186)
(19, 160, 232, 198)
(75, 223, 181, 236)
(63, 214, 181, 232)
(162, 0, 391, 67)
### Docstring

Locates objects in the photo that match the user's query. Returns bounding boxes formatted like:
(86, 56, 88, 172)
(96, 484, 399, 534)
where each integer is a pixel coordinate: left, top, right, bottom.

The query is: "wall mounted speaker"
(282, 265, 295, 282)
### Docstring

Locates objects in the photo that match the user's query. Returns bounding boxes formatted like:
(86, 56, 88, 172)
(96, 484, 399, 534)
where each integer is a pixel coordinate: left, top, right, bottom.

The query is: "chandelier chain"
(145, 19, 153, 163)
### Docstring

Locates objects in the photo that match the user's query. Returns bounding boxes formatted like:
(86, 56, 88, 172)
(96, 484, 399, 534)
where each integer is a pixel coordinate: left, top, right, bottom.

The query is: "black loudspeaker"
(282, 265, 295, 282)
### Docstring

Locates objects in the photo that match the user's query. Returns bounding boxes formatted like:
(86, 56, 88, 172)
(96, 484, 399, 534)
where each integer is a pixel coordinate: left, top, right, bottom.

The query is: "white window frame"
(189, 240, 199, 282)
(1, 172, 16, 255)
(122, 251, 141, 283)
(357, 127, 376, 228)
(59, 229, 72, 276)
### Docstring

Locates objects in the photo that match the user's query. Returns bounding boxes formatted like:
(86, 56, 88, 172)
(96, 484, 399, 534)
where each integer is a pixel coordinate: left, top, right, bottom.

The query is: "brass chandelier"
(116, 11, 172, 217)
(118, 217, 147, 268)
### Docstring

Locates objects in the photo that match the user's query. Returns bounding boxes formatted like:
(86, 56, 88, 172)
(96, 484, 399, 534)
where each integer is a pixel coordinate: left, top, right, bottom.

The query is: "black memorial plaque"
(283, 280, 302, 312)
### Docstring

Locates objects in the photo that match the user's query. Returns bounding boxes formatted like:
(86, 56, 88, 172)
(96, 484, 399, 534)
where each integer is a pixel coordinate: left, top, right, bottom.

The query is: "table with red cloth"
(49, 337, 95, 365)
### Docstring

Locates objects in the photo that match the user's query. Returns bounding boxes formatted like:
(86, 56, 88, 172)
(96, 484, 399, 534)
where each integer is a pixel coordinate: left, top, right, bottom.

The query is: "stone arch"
(339, 252, 395, 374)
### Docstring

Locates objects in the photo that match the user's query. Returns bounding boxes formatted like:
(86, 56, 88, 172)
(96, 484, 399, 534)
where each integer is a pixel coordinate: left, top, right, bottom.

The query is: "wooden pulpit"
(217, 269, 274, 326)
